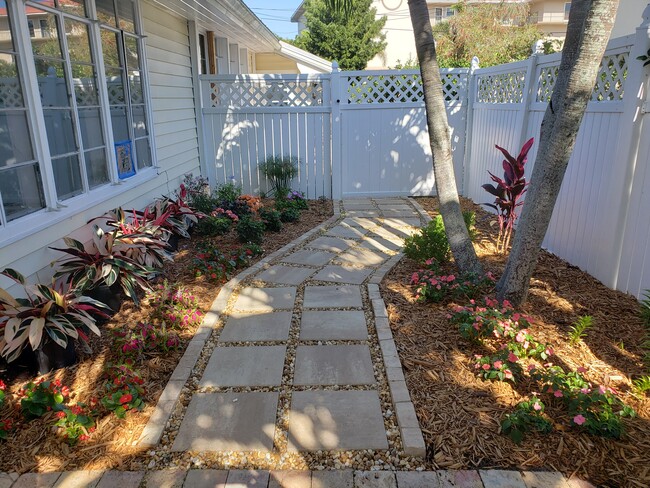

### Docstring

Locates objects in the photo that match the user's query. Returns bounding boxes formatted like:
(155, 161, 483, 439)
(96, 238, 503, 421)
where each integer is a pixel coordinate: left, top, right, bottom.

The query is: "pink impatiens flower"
(533, 401, 542, 411)
(554, 390, 564, 398)
(577, 367, 587, 374)
(504, 369, 513, 380)
(493, 360, 503, 369)
(482, 363, 491, 370)
(508, 352, 519, 363)
(573, 414, 587, 425)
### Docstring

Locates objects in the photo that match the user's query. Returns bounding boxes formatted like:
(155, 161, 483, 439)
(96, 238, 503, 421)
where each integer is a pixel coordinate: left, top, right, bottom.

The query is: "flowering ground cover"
(381, 197, 650, 487)
(0, 198, 332, 473)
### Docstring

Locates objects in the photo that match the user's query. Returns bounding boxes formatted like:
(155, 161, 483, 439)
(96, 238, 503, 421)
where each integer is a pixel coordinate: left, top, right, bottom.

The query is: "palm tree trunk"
(407, 0, 482, 276)
(497, 0, 619, 305)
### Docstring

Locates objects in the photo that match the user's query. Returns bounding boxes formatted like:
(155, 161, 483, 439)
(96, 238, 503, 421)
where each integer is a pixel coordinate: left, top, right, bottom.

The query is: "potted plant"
(50, 226, 156, 309)
(259, 154, 299, 198)
(0, 269, 106, 374)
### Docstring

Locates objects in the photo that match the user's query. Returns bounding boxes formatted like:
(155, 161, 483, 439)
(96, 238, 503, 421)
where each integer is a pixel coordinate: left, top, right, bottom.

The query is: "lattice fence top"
(346, 72, 465, 104)
(208, 80, 324, 108)
(536, 52, 629, 103)
(477, 70, 526, 103)
(0, 79, 24, 109)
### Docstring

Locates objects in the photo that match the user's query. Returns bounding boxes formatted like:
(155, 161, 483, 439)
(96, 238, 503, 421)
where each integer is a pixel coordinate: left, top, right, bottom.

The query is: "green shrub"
(259, 155, 299, 197)
(195, 216, 231, 236)
(189, 193, 218, 214)
(280, 207, 301, 223)
(236, 216, 265, 244)
(260, 209, 282, 232)
(641, 290, 650, 328)
(216, 181, 242, 203)
(403, 211, 475, 265)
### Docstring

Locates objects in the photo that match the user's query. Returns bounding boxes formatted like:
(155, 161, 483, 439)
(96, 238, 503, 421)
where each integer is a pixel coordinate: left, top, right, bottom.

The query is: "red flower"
(119, 393, 133, 404)
(79, 434, 90, 442)
(61, 386, 70, 397)
(56, 411, 66, 419)
(0, 380, 5, 390)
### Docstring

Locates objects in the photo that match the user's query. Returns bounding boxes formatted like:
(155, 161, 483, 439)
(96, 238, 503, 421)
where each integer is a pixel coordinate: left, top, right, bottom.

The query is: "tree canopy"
(433, 2, 544, 68)
(293, 0, 387, 70)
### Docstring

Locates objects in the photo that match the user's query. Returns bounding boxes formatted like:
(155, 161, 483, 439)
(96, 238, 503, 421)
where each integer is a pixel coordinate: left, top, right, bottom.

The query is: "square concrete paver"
(287, 390, 388, 451)
(337, 248, 388, 267)
(268, 471, 311, 488)
(303, 285, 363, 308)
(232, 287, 296, 312)
(172, 392, 278, 452)
(53, 471, 103, 488)
(256, 265, 314, 285)
(480, 470, 526, 488)
(200, 346, 286, 387)
(354, 471, 397, 488)
(358, 236, 402, 253)
(300, 310, 367, 340)
(312, 471, 353, 488)
(395, 472, 440, 488)
(219, 312, 292, 342)
(97, 472, 144, 488)
(313, 265, 373, 285)
(325, 226, 368, 239)
(281, 250, 335, 267)
(143, 470, 187, 488)
(339, 217, 378, 229)
(293, 345, 375, 385)
(225, 470, 270, 487)
(307, 236, 355, 253)
(182, 470, 228, 488)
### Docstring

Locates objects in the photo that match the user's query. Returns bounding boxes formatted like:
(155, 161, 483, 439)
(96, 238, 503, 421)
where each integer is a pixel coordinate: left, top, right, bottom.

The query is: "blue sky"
(243, 0, 303, 39)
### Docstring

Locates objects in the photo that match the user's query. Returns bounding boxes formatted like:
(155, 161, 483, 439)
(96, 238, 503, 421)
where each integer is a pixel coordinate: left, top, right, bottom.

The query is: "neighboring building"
(0, 0, 324, 294)
(291, 0, 648, 69)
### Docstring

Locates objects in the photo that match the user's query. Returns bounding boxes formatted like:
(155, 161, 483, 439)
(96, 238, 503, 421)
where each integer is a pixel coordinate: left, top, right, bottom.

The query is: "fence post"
(607, 6, 650, 291)
(514, 48, 540, 154)
(330, 61, 343, 200)
(461, 56, 479, 196)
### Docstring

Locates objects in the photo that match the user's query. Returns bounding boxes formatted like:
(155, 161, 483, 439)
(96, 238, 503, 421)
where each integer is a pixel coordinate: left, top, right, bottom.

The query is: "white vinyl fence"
(199, 15, 650, 298)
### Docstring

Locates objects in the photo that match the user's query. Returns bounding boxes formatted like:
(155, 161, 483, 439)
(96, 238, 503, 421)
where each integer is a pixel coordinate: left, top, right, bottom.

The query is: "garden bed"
(381, 197, 650, 487)
(0, 198, 333, 474)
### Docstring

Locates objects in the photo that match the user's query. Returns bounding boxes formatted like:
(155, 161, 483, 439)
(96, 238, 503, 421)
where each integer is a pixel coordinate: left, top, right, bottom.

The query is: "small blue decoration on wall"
(115, 140, 135, 179)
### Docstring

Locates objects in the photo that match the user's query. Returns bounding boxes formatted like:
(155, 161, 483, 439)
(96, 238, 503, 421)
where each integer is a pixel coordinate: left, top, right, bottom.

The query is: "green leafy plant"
(149, 281, 203, 329)
(54, 403, 95, 445)
(403, 212, 475, 265)
(192, 243, 263, 283)
(473, 350, 522, 382)
(0, 380, 6, 408)
(569, 315, 593, 345)
(501, 398, 552, 444)
(100, 364, 145, 419)
(259, 155, 299, 197)
(216, 180, 242, 203)
(0, 269, 105, 362)
(410, 270, 495, 303)
(50, 227, 155, 306)
(113, 322, 181, 358)
(196, 216, 232, 236)
(640, 290, 650, 328)
(482, 138, 533, 253)
(260, 209, 283, 232)
(19, 379, 69, 419)
(280, 207, 301, 223)
(0, 419, 12, 440)
(532, 365, 636, 438)
(236, 216, 265, 244)
(632, 375, 650, 395)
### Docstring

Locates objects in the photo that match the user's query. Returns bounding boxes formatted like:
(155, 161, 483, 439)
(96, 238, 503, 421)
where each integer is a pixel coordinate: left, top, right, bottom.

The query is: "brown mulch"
(381, 197, 650, 487)
(0, 199, 333, 474)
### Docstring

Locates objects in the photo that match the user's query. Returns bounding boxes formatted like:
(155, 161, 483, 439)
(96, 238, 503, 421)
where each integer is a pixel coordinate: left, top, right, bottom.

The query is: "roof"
(290, 1, 306, 23)
(279, 40, 332, 73)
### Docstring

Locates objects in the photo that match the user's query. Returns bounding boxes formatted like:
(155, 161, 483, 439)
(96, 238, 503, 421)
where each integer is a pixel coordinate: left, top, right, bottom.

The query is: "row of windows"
(0, 0, 153, 226)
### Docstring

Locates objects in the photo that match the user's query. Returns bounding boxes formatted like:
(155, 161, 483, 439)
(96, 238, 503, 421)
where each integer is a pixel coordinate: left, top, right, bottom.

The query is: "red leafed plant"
(482, 137, 534, 253)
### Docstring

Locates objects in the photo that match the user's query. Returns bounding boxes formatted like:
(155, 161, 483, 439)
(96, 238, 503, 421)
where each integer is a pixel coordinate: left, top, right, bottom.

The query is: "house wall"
(611, 0, 647, 38)
(0, 1, 200, 295)
(255, 53, 300, 74)
(367, 0, 416, 69)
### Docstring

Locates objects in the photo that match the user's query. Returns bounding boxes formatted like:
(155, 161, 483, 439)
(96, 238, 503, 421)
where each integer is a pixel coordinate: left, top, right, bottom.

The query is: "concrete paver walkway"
(0, 198, 595, 487)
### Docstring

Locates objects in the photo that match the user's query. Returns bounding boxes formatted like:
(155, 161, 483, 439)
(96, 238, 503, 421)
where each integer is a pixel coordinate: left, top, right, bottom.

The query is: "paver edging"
(138, 211, 340, 448)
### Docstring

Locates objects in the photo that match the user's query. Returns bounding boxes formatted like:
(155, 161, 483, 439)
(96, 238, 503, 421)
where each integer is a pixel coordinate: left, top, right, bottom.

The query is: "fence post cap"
(332, 60, 339, 72)
(471, 56, 480, 70)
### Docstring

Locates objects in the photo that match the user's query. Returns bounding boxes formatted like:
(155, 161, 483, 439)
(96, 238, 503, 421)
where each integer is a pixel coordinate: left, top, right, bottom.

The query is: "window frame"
(0, 0, 156, 239)
(564, 2, 571, 21)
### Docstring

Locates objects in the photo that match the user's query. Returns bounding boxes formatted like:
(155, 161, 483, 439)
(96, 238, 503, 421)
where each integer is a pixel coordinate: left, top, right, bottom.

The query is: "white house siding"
(0, 1, 200, 295)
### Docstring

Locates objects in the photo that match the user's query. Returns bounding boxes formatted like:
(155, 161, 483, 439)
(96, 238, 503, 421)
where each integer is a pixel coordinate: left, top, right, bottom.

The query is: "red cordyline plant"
(482, 137, 534, 253)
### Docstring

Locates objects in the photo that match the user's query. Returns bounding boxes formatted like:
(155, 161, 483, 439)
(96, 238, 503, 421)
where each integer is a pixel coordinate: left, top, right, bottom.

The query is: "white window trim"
(0, 0, 158, 242)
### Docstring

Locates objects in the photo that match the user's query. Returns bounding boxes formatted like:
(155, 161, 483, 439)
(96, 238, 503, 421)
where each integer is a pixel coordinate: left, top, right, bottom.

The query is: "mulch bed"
(0, 199, 333, 474)
(380, 197, 650, 487)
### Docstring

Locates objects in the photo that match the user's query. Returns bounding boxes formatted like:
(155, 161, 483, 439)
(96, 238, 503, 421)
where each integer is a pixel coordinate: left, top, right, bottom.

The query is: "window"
(198, 33, 207, 75)
(0, 8, 45, 223)
(0, 0, 154, 229)
(434, 8, 443, 23)
(446, 8, 455, 18)
(564, 2, 571, 21)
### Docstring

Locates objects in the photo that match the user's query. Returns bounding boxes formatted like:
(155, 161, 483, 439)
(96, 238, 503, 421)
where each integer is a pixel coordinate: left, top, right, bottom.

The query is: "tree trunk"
(497, 0, 619, 305)
(407, 0, 482, 276)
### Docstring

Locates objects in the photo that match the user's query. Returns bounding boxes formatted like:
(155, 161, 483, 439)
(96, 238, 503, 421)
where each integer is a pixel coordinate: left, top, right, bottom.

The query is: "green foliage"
(196, 216, 232, 237)
(20, 380, 68, 419)
(293, 0, 387, 70)
(216, 181, 242, 204)
(192, 243, 262, 283)
(100, 364, 145, 419)
(54, 404, 95, 445)
(280, 207, 301, 223)
(501, 398, 552, 444)
(259, 155, 299, 198)
(433, 3, 543, 68)
(188, 193, 218, 214)
(569, 315, 593, 345)
(410, 269, 495, 303)
(260, 209, 283, 232)
(473, 350, 523, 383)
(532, 366, 636, 439)
(403, 212, 475, 265)
(236, 217, 266, 244)
(632, 376, 650, 395)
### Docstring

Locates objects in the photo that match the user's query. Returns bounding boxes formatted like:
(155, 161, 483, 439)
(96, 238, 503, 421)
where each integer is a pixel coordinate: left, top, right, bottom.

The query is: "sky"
(243, 0, 303, 39)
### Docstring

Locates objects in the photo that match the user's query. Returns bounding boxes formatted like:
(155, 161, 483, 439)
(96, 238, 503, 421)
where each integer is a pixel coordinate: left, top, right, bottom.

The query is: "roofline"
(223, 0, 280, 50)
(279, 40, 332, 73)
(290, 1, 305, 23)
